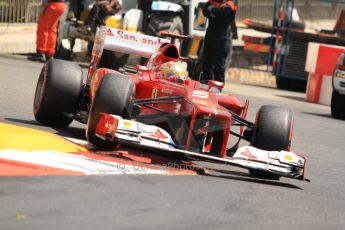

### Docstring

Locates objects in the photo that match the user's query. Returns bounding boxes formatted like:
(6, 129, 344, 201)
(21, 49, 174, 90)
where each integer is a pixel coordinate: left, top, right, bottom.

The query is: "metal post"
(268, 0, 278, 71)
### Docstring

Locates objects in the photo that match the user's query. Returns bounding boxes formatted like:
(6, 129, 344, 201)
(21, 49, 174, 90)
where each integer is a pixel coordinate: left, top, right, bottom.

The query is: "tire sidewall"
(33, 59, 83, 128)
(331, 90, 345, 119)
(250, 105, 293, 179)
(146, 13, 183, 36)
(86, 74, 134, 145)
(252, 105, 293, 151)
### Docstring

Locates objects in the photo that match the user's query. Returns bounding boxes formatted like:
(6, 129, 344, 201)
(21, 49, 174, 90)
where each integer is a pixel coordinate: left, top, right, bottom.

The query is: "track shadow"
(53, 126, 86, 140)
(5, 118, 46, 127)
(275, 94, 306, 103)
(202, 168, 303, 190)
(96, 146, 206, 174)
(302, 112, 333, 120)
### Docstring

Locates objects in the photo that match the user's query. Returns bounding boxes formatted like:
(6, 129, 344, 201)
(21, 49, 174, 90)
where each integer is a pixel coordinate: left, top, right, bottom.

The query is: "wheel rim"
(33, 65, 47, 115)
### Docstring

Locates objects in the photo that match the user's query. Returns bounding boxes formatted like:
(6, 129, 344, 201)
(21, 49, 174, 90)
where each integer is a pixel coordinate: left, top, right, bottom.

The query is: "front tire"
(86, 74, 134, 146)
(250, 105, 293, 179)
(33, 59, 83, 128)
(331, 90, 345, 120)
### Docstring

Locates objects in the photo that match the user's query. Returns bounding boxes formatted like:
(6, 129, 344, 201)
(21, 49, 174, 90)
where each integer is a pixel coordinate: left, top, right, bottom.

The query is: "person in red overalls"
(28, 0, 66, 62)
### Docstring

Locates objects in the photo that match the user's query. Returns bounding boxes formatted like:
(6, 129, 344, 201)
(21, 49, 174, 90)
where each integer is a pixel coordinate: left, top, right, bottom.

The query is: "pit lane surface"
(1, 55, 345, 229)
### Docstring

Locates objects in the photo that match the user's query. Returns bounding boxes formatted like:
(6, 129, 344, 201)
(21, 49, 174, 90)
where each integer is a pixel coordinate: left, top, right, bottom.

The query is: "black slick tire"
(331, 90, 345, 120)
(146, 13, 183, 36)
(250, 105, 293, 180)
(86, 73, 134, 146)
(33, 59, 83, 128)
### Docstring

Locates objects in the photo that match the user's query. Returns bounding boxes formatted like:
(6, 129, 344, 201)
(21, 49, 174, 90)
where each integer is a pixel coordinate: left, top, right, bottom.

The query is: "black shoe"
(27, 53, 45, 62)
(45, 54, 53, 62)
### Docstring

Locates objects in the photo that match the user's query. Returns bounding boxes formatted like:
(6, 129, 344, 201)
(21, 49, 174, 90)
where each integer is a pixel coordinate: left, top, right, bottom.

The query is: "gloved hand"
(207, 5, 215, 13)
(101, 0, 121, 14)
(207, 5, 216, 18)
(102, 4, 114, 13)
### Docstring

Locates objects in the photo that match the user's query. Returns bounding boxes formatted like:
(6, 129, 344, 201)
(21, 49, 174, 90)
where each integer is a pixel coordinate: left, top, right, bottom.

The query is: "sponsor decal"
(106, 28, 115, 36)
(335, 70, 345, 79)
(123, 121, 132, 127)
(114, 29, 165, 46)
(240, 148, 257, 159)
(149, 129, 168, 140)
(192, 90, 209, 99)
(284, 154, 293, 161)
(161, 88, 173, 94)
(152, 1, 160, 10)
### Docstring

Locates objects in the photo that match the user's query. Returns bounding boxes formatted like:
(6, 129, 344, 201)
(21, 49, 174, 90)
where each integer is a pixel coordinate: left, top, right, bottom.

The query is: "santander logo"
(108, 29, 164, 46)
(106, 28, 115, 36)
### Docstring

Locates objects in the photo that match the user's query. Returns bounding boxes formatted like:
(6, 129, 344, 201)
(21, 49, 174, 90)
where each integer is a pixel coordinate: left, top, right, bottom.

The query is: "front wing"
(95, 113, 308, 181)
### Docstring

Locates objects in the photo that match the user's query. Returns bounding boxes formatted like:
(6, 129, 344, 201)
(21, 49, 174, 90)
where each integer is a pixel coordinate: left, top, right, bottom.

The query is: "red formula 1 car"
(33, 27, 308, 181)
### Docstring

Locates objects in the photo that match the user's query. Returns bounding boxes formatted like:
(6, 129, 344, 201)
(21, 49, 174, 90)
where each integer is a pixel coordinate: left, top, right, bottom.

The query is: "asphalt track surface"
(1, 55, 345, 230)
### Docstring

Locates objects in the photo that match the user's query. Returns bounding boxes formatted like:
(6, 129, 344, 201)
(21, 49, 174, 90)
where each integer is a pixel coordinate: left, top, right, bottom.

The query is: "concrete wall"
(0, 23, 36, 54)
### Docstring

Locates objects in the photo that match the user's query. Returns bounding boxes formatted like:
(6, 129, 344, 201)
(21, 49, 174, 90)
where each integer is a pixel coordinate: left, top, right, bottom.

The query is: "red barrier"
(305, 43, 345, 105)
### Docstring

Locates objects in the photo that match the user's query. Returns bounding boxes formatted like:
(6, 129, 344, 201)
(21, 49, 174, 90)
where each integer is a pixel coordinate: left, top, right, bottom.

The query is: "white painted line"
(0, 150, 168, 175)
(64, 137, 91, 146)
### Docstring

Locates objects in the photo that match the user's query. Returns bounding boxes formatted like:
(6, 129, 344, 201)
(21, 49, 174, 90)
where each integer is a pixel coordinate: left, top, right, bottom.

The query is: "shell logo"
(123, 121, 132, 127)
(284, 154, 293, 161)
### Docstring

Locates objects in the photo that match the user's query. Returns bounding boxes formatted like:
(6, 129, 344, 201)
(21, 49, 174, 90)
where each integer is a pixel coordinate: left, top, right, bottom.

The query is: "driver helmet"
(157, 61, 189, 83)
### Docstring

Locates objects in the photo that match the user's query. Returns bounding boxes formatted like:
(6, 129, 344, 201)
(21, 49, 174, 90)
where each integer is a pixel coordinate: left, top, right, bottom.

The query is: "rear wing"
(95, 26, 170, 58)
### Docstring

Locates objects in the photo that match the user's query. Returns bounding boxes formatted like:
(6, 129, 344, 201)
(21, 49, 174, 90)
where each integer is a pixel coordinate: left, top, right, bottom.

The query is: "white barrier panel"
(305, 42, 345, 105)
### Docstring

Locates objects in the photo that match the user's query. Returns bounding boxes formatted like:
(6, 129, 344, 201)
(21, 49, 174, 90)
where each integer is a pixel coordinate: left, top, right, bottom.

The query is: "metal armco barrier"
(0, 0, 343, 24)
(0, 0, 42, 23)
(236, 0, 342, 21)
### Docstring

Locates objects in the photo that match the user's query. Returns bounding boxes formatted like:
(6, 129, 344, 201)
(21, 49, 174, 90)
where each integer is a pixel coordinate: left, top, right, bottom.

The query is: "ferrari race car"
(33, 26, 308, 181)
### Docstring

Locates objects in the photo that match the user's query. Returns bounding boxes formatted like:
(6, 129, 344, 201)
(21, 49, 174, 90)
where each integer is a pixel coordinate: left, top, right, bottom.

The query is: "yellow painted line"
(0, 122, 86, 152)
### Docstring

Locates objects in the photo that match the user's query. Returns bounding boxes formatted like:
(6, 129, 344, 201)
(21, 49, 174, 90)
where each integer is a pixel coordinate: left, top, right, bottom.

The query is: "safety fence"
(0, 0, 42, 23)
(236, 0, 343, 21)
(0, 0, 343, 24)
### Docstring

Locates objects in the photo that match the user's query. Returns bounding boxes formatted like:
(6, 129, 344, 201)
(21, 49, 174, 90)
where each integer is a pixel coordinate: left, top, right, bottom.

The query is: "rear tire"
(98, 50, 130, 71)
(86, 74, 134, 146)
(146, 13, 183, 36)
(33, 59, 83, 128)
(331, 90, 345, 120)
(250, 105, 293, 180)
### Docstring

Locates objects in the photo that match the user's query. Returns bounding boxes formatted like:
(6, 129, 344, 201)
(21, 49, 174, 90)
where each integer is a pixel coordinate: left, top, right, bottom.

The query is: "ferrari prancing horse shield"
(151, 87, 158, 98)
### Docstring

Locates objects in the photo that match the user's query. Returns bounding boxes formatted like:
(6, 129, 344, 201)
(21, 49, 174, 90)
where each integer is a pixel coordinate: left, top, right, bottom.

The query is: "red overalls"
(36, 0, 66, 56)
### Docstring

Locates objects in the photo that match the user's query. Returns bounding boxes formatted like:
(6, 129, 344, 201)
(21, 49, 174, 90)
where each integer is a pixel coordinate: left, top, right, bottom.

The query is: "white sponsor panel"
(103, 27, 170, 58)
